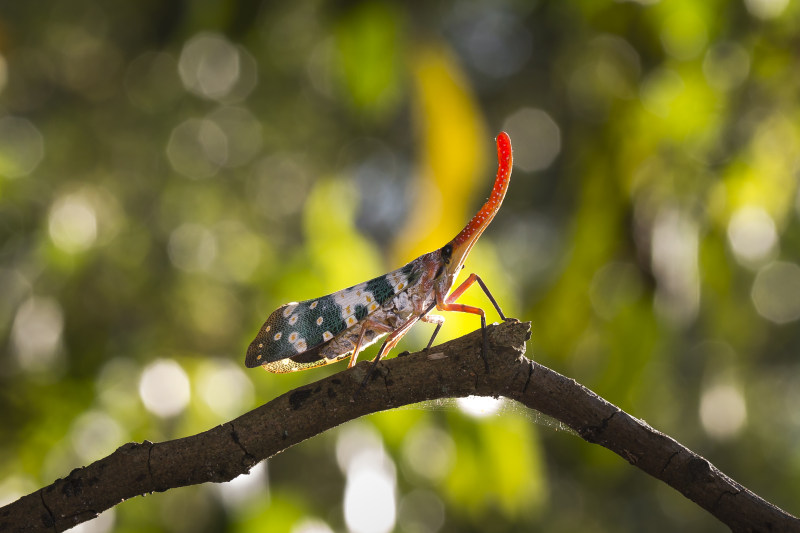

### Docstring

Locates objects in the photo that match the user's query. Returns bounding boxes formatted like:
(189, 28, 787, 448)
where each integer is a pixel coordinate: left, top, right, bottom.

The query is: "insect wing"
(245, 297, 345, 368)
(245, 261, 421, 370)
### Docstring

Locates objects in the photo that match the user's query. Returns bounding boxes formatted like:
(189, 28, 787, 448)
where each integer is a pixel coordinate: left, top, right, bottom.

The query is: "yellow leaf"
(393, 44, 487, 264)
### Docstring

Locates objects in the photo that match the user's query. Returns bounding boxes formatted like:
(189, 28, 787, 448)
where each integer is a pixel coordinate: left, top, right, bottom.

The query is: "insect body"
(246, 132, 513, 373)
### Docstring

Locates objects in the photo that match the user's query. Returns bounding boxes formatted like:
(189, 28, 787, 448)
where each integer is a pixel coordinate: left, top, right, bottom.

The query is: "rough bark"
(1, 321, 797, 532)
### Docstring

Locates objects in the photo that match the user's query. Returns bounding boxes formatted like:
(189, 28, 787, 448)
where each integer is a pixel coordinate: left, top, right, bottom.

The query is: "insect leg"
(444, 273, 509, 320)
(347, 318, 394, 369)
(435, 298, 490, 372)
(360, 313, 423, 388)
(372, 314, 420, 363)
(420, 313, 445, 351)
(417, 301, 443, 350)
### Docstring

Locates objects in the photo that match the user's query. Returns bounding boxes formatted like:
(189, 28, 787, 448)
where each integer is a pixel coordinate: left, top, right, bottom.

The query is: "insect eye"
(441, 244, 453, 264)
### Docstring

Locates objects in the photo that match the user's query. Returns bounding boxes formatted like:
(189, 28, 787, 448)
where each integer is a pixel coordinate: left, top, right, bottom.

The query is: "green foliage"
(1, 1, 799, 532)
(334, 3, 404, 118)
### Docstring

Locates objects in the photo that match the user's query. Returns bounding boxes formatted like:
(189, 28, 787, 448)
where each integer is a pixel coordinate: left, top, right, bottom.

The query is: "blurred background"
(1, 0, 799, 531)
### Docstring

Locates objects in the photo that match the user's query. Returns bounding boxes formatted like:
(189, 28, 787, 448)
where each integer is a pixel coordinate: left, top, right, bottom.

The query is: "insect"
(246, 132, 513, 373)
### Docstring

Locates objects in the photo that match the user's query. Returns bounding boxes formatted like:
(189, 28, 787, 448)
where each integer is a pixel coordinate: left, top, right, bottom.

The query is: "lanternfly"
(246, 132, 514, 373)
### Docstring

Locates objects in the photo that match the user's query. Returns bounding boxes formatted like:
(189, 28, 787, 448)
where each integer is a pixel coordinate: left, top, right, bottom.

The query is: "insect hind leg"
(347, 319, 394, 368)
(436, 301, 490, 373)
(358, 314, 422, 390)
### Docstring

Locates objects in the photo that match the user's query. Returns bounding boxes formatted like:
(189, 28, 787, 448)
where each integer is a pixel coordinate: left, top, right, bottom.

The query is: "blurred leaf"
(393, 44, 487, 264)
(335, 3, 404, 118)
(445, 412, 545, 518)
(234, 492, 307, 533)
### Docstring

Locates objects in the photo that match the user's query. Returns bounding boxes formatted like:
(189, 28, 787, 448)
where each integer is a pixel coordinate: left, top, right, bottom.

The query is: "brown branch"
(1, 321, 797, 532)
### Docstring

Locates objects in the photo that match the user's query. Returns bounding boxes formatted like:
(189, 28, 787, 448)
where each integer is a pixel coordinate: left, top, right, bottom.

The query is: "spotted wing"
(245, 260, 421, 370)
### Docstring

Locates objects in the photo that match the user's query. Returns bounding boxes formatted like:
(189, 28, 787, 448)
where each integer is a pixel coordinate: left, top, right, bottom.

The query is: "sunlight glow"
(166, 118, 228, 178)
(640, 68, 684, 118)
(398, 489, 446, 533)
(703, 42, 750, 91)
(95, 358, 140, 413)
(179, 33, 240, 100)
(291, 519, 335, 533)
(68, 509, 115, 533)
(0, 116, 44, 178)
(168, 223, 218, 272)
(338, 424, 397, 533)
(744, 0, 789, 19)
(205, 106, 263, 168)
(0, 476, 37, 507)
(700, 383, 747, 439)
(727, 206, 777, 265)
(503, 108, 561, 172)
(401, 423, 455, 481)
(751, 262, 800, 324)
(138, 359, 191, 418)
(335, 423, 384, 474)
(198, 359, 254, 419)
(48, 193, 98, 253)
(70, 411, 125, 463)
(651, 208, 699, 326)
(344, 456, 396, 533)
(11, 296, 63, 372)
(456, 395, 503, 418)
(70, 507, 117, 533)
(217, 461, 268, 510)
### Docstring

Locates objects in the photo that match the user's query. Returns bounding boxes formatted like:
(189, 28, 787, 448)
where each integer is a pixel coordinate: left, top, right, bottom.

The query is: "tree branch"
(1, 321, 797, 532)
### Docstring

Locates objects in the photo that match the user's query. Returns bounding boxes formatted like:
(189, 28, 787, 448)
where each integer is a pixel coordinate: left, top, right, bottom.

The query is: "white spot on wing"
(334, 283, 367, 304)
(333, 282, 384, 324)
(282, 303, 298, 317)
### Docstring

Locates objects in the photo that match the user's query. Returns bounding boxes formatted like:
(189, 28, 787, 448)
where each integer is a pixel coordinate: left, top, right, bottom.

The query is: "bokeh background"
(1, 0, 799, 531)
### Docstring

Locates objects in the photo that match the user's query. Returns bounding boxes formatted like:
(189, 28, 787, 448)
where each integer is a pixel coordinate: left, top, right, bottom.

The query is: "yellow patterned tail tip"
(260, 353, 349, 373)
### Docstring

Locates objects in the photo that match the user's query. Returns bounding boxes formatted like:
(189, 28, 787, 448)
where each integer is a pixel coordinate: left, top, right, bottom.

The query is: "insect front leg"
(444, 273, 510, 321)
(435, 297, 490, 372)
(436, 273, 512, 372)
